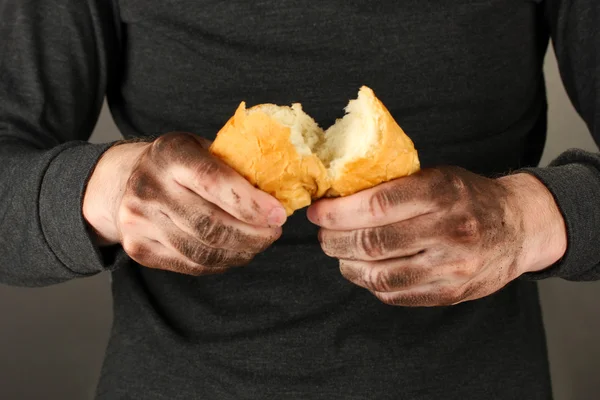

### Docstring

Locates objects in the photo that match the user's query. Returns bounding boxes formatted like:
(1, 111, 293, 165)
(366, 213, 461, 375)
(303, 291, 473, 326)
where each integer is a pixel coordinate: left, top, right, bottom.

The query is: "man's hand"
(83, 132, 286, 275)
(307, 167, 567, 307)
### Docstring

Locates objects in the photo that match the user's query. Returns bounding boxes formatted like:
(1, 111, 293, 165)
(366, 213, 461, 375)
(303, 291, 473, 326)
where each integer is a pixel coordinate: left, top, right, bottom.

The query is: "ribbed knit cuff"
(519, 162, 600, 281)
(39, 141, 129, 276)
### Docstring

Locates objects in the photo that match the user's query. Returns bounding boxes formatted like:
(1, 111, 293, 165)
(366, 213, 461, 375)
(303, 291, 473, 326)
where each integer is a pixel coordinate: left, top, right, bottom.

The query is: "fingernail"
(267, 207, 287, 226)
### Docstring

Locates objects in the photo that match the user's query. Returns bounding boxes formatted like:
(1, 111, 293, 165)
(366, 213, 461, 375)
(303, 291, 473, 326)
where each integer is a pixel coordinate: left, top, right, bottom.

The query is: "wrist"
(83, 141, 150, 246)
(498, 173, 567, 274)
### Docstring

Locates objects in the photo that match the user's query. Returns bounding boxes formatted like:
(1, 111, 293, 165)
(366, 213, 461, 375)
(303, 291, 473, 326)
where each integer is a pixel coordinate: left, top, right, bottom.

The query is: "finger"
(149, 208, 260, 268)
(370, 281, 463, 307)
(307, 169, 443, 230)
(339, 253, 435, 292)
(162, 184, 281, 253)
(319, 213, 440, 261)
(165, 231, 254, 269)
(125, 236, 230, 276)
(369, 268, 502, 307)
(119, 201, 258, 270)
(176, 154, 287, 227)
(151, 133, 287, 228)
(123, 166, 282, 253)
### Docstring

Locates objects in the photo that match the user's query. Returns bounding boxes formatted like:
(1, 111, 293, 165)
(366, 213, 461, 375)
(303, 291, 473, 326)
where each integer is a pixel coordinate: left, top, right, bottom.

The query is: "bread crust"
(327, 86, 420, 197)
(209, 87, 420, 215)
(209, 102, 330, 216)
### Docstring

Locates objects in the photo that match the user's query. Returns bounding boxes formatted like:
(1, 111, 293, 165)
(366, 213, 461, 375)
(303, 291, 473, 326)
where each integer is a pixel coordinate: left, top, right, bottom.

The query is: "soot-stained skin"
(115, 132, 282, 276)
(308, 166, 532, 307)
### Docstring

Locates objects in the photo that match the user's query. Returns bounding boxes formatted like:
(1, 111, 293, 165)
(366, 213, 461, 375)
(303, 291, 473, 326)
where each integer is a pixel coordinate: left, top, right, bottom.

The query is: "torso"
(98, 2, 553, 398)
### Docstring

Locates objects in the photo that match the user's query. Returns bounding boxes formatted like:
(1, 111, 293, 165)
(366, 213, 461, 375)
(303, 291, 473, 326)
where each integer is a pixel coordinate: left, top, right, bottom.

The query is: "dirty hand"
(83, 132, 286, 275)
(307, 167, 567, 306)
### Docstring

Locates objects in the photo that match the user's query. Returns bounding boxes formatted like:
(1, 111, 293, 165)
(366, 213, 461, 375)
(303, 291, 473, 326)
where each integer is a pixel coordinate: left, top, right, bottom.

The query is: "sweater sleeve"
(520, 0, 600, 281)
(0, 0, 129, 287)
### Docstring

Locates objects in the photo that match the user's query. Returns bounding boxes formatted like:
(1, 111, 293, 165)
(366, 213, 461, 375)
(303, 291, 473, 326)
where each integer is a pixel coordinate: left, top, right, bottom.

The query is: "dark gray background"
(0, 47, 598, 400)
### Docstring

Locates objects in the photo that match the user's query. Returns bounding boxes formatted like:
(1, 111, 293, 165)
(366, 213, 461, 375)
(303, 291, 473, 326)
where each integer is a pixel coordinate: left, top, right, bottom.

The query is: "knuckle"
(454, 257, 482, 278)
(152, 132, 195, 153)
(454, 214, 482, 242)
(390, 268, 427, 289)
(126, 170, 144, 196)
(169, 234, 216, 266)
(119, 195, 154, 221)
(426, 168, 450, 191)
(356, 229, 385, 259)
(191, 213, 228, 247)
(181, 241, 208, 264)
(150, 134, 173, 154)
(366, 268, 393, 292)
(192, 157, 222, 185)
(191, 246, 226, 267)
(444, 255, 473, 278)
(122, 238, 148, 261)
(367, 188, 398, 218)
(446, 173, 467, 195)
(452, 264, 473, 279)
(433, 170, 467, 206)
(438, 286, 465, 306)
(117, 205, 139, 228)
(126, 169, 159, 200)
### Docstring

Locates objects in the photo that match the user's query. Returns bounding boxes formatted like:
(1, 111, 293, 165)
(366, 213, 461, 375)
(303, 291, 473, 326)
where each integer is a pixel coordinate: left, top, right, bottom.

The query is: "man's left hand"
(307, 167, 567, 307)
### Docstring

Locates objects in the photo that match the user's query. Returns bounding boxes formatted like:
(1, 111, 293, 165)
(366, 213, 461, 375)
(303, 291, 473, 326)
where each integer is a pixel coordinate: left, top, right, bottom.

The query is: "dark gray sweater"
(1, 0, 599, 398)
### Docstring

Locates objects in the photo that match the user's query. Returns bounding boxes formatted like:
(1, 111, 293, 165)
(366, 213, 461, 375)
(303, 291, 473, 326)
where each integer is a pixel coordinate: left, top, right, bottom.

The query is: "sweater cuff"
(519, 163, 600, 281)
(39, 141, 129, 276)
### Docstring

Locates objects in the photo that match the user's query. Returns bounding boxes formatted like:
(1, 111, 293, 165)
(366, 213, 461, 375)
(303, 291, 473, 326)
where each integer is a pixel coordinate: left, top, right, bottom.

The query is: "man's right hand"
(82, 132, 286, 275)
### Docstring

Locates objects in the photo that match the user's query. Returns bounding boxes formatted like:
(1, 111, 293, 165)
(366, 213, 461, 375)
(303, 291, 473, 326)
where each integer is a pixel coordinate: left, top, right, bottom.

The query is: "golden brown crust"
(327, 86, 421, 197)
(209, 102, 330, 216)
(210, 87, 420, 216)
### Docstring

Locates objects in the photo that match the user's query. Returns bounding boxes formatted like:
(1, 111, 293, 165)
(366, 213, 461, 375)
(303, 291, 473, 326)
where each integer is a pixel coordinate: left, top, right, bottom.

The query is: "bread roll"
(318, 86, 421, 197)
(209, 86, 420, 216)
(209, 102, 330, 215)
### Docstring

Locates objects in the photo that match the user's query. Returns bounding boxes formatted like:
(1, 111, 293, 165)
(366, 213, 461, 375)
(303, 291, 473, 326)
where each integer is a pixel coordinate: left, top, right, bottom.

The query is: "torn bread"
(209, 102, 330, 216)
(209, 86, 420, 216)
(318, 86, 420, 197)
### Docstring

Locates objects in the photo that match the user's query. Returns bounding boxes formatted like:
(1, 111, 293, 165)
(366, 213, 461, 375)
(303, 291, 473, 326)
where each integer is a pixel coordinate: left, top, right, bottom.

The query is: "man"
(0, 0, 598, 398)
